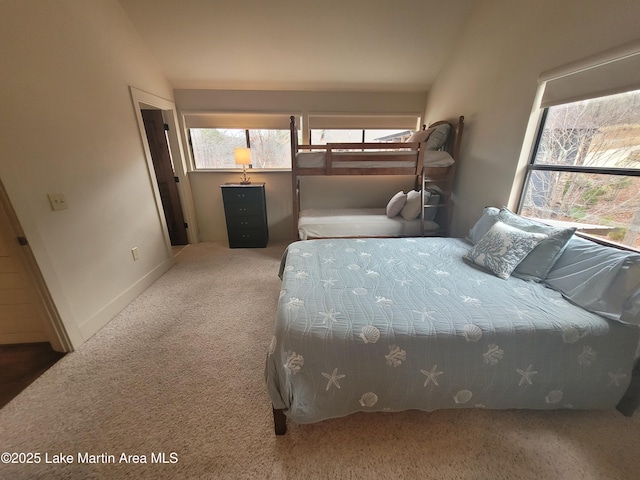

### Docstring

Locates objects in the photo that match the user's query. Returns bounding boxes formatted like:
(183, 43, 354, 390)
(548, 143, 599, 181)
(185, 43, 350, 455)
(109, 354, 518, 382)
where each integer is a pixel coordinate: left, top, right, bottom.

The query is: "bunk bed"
(290, 115, 465, 240)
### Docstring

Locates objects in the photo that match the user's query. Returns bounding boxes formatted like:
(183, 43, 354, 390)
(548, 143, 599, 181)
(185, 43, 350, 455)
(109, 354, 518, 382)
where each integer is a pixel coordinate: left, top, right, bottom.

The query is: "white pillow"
(423, 151, 455, 167)
(400, 190, 422, 220)
(386, 191, 407, 218)
(464, 221, 547, 279)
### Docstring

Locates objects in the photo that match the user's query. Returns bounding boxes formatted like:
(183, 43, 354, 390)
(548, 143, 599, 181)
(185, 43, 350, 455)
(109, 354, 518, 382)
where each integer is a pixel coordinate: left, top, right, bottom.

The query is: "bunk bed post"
(452, 116, 465, 162)
(443, 116, 464, 237)
(290, 116, 300, 239)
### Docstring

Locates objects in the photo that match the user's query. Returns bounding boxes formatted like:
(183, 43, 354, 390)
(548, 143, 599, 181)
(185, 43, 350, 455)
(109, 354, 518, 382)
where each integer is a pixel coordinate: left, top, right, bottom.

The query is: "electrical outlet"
(47, 193, 68, 211)
(131, 247, 140, 261)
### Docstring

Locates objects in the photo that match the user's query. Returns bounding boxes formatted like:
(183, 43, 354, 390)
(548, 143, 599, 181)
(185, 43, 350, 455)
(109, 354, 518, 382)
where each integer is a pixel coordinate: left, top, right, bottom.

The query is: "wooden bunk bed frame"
(289, 115, 465, 239)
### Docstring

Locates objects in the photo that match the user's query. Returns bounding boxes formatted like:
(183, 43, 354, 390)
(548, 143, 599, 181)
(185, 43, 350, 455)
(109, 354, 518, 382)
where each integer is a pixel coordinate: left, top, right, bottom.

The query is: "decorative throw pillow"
(407, 127, 435, 144)
(464, 221, 548, 280)
(400, 190, 423, 220)
(497, 208, 576, 281)
(386, 191, 407, 218)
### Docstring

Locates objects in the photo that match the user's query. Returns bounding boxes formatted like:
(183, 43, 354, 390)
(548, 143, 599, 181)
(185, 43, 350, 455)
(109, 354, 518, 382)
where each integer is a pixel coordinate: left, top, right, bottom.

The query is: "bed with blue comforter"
(265, 234, 640, 433)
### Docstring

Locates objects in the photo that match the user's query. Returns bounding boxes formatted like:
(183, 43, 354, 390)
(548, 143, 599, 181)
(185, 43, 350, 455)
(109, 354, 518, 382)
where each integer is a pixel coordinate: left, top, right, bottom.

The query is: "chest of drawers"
(220, 183, 269, 248)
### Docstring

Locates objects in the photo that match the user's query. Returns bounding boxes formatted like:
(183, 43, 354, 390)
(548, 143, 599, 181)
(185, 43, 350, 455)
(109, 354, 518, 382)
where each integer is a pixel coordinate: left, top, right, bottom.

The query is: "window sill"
(190, 168, 291, 173)
(526, 217, 639, 253)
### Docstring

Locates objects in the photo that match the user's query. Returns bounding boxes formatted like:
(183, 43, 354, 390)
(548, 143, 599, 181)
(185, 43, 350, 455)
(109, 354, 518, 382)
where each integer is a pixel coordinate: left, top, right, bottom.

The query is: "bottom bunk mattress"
(265, 237, 640, 425)
(298, 208, 439, 240)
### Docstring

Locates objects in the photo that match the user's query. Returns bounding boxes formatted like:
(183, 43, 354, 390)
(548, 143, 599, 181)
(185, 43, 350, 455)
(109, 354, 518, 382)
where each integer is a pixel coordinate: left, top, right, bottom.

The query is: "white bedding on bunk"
(298, 208, 439, 240)
(295, 150, 454, 169)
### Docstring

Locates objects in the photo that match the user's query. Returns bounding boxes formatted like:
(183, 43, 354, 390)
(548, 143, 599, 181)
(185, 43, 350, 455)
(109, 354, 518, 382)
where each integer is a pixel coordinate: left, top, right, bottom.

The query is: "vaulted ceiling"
(118, 0, 474, 92)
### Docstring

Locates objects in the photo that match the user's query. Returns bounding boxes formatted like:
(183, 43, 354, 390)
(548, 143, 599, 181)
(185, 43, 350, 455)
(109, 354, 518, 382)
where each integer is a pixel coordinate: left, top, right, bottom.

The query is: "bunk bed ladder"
(290, 116, 300, 238)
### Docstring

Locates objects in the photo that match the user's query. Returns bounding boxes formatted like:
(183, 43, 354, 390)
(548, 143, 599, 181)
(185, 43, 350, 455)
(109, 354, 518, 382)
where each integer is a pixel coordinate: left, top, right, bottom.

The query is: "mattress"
(295, 150, 454, 170)
(298, 208, 439, 240)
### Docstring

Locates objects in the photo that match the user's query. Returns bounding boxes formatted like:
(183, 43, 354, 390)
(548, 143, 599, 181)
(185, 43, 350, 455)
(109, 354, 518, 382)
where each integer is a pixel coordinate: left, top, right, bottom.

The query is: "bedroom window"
(310, 128, 413, 144)
(307, 113, 420, 146)
(184, 113, 298, 170)
(190, 128, 292, 169)
(518, 88, 640, 249)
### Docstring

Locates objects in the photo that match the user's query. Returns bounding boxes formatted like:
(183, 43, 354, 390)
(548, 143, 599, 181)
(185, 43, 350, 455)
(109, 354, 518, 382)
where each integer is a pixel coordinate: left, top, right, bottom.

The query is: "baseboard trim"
(78, 257, 174, 342)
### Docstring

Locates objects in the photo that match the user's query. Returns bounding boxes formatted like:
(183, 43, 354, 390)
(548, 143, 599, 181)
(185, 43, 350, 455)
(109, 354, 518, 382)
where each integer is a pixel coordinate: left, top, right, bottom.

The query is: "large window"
(519, 88, 640, 249)
(186, 112, 420, 169)
(310, 128, 413, 144)
(308, 113, 420, 146)
(190, 128, 292, 169)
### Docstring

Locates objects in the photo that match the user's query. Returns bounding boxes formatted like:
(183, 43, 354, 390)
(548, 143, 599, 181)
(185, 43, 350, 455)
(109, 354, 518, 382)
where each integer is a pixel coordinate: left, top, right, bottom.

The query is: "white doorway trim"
(0, 179, 72, 352)
(129, 87, 199, 248)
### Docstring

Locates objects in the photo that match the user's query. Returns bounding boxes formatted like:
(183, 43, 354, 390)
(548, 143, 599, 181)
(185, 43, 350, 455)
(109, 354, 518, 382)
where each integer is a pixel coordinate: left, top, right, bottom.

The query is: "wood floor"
(0, 342, 64, 409)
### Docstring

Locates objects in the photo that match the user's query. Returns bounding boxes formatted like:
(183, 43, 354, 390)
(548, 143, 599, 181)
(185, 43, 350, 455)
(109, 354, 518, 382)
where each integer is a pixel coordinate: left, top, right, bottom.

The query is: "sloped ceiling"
(118, 0, 473, 92)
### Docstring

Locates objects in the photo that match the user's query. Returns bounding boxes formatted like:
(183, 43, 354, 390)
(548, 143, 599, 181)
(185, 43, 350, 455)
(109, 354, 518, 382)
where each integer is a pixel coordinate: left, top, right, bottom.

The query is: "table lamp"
(234, 147, 251, 185)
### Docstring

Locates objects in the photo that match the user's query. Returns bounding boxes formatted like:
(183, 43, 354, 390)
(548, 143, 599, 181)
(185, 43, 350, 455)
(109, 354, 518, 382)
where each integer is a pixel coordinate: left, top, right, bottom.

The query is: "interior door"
(141, 109, 189, 246)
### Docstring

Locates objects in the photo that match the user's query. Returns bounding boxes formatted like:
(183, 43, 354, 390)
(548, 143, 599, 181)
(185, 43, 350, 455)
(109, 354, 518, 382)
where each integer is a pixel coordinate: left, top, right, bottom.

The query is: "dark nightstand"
(220, 183, 269, 248)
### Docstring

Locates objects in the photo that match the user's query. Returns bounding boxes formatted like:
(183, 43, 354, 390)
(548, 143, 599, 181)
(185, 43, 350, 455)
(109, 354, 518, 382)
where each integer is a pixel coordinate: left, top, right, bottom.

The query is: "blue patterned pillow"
(464, 221, 548, 279)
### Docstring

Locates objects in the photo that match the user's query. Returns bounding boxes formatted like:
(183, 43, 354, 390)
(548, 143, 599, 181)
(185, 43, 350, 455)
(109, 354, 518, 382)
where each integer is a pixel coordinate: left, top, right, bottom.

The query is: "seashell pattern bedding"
(265, 238, 640, 425)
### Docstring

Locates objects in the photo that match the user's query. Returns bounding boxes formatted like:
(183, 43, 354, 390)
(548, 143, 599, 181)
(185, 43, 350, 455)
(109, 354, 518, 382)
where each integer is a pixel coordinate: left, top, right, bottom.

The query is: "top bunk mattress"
(295, 150, 455, 170)
(298, 208, 439, 240)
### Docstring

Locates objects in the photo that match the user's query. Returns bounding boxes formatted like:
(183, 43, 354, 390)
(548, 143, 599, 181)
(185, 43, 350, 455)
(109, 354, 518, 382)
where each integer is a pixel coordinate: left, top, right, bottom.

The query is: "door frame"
(129, 87, 198, 249)
(0, 179, 72, 352)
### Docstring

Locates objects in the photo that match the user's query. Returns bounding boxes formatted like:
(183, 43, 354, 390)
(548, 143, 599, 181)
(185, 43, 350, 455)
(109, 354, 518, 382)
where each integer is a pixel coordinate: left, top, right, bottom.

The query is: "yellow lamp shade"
(234, 147, 251, 165)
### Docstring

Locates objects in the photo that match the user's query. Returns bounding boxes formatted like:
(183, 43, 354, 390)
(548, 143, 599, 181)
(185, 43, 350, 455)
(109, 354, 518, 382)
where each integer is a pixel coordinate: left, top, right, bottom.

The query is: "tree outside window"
(190, 128, 292, 169)
(519, 89, 640, 249)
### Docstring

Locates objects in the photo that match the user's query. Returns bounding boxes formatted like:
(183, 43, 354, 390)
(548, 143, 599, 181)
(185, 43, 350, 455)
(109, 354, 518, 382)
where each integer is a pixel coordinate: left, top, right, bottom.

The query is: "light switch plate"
(48, 193, 68, 211)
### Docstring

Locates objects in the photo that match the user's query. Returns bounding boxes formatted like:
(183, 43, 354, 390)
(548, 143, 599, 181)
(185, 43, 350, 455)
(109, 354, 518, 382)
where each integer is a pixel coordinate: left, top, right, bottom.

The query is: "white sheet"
(296, 150, 454, 169)
(298, 208, 439, 240)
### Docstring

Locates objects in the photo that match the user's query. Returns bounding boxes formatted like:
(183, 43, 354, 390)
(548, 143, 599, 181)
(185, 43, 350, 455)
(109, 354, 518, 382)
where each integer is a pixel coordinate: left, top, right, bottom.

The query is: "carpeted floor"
(1, 241, 639, 479)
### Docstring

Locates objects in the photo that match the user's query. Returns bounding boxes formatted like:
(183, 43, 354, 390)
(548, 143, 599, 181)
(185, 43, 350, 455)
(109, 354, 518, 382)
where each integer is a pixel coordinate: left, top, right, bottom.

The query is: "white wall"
(424, 0, 640, 238)
(0, 0, 176, 347)
(175, 90, 427, 243)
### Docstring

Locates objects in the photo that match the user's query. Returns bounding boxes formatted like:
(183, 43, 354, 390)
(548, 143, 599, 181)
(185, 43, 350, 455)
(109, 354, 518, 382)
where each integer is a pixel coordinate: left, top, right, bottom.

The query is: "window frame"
(308, 128, 415, 145)
(187, 126, 297, 171)
(517, 94, 640, 251)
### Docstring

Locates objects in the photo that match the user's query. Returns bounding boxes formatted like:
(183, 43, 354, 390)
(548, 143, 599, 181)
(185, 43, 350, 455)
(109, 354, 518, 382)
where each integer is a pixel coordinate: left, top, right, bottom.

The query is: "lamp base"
(240, 165, 251, 185)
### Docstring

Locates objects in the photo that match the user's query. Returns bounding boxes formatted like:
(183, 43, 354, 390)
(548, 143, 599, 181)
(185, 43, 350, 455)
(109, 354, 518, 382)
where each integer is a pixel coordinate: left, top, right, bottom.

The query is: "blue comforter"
(265, 238, 639, 424)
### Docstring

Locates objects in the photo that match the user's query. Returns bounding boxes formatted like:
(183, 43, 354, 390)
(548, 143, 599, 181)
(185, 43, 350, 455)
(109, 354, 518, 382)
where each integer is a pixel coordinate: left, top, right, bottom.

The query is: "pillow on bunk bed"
(407, 127, 435, 144)
(400, 190, 423, 220)
(386, 191, 407, 218)
(424, 151, 455, 167)
(424, 124, 451, 150)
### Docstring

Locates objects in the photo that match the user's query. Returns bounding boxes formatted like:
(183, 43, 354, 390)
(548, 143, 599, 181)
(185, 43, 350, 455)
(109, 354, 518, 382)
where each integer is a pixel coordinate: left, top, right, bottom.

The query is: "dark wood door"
(141, 109, 188, 246)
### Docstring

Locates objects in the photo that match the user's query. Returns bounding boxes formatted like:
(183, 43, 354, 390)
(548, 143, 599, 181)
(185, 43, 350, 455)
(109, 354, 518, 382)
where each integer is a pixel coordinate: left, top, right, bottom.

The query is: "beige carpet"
(1, 241, 639, 480)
